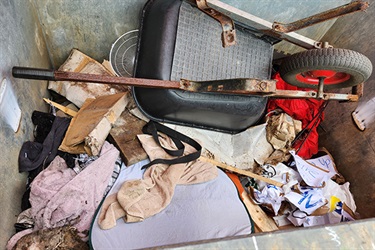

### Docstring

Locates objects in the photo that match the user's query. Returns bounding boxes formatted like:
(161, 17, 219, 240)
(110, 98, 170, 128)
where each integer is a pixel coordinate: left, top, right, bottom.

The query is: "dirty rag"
(30, 141, 119, 234)
(98, 134, 218, 229)
(7, 142, 119, 249)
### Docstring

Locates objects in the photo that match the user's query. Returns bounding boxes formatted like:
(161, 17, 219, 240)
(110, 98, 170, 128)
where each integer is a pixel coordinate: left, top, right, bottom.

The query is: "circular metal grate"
(109, 30, 139, 77)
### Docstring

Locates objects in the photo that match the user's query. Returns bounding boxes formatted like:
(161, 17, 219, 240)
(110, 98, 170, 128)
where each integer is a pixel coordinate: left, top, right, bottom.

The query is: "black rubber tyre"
(279, 48, 373, 90)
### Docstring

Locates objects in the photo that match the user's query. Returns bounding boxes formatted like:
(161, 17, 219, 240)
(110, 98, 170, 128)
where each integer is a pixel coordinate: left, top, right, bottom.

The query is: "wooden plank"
(43, 98, 78, 117)
(108, 110, 148, 166)
(199, 157, 284, 187)
(241, 191, 279, 233)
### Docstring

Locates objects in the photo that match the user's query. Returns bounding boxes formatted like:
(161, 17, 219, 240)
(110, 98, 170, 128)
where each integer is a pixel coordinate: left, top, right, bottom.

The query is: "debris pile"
(7, 49, 358, 249)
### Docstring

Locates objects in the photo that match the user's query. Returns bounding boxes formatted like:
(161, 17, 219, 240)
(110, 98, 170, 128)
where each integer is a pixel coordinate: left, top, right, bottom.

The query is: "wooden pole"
(199, 156, 284, 187)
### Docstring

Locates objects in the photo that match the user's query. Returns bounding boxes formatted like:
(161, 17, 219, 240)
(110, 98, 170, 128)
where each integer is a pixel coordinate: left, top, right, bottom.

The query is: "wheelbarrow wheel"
(279, 48, 372, 90)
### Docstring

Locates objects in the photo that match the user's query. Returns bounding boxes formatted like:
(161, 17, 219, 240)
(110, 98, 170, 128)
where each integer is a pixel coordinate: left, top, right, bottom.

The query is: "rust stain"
(195, 0, 236, 47)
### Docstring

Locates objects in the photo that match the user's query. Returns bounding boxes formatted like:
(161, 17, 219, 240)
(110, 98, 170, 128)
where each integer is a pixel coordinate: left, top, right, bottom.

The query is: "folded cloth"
(98, 134, 218, 229)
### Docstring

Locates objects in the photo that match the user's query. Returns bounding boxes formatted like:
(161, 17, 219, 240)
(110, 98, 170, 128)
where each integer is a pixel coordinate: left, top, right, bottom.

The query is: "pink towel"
(7, 141, 119, 249)
(31, 141, 119, 232)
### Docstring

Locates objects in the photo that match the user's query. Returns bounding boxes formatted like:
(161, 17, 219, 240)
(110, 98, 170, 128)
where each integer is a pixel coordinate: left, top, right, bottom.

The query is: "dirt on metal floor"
(319, 0, 375, 219)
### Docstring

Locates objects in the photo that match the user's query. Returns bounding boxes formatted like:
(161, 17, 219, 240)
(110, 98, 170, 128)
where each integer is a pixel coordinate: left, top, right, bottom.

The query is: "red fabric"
(267, 73, 325, 159)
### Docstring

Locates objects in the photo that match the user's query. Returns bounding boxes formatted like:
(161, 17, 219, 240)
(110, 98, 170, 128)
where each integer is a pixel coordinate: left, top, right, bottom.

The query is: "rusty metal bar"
(272, 1, 369, 33)
(12, 67, 359, 102)
(205, 0, 320, 49)
(195, 0, 236, 47)
(266, 90, 359, 102)
(205, 0, 368, 49)
(12, 67, 182, 90)
(54, 71, 182, 89)
(180, 78, 276, 95)
(317, 77, 325, 99)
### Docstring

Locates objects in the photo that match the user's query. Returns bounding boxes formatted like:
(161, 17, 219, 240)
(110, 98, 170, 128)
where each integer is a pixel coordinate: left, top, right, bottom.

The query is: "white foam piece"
(0, 78, 21, 132)
(354, 97, 375, 129)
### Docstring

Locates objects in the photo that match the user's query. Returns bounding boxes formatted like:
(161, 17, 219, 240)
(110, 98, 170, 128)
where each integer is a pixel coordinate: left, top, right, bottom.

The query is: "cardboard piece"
(48, 49, 129, 108)
(59, 93, 128, 156)
(266, 113, 302, 151)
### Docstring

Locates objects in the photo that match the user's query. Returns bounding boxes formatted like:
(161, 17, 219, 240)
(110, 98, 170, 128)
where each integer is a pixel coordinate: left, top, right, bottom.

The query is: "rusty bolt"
(259, 81, 268, 91)
(181, 80, 190, 88)
(225, 31, 235, 43)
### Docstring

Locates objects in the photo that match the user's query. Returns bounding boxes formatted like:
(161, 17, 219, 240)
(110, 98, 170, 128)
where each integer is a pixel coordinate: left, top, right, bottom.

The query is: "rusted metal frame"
(181, 78, 358, 101)
(272, 1, 369, 33)
(352, 82, 364, 98)
(53, 71, 182, 89)
(317, 77, 325, 99)
(266, 90, 359, 102)
(12, 67, 182, 90)
(12, 67, 358, 102)
(205, 0, 368, 49)
(195, 0, 236, 47)
(205, 0, 320, 49)
(180, 78, 276, 95)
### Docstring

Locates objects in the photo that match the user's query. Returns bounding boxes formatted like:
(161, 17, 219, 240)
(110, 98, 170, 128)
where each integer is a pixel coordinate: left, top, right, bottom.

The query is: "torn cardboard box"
(266, 113, 302, 152)
(59, 93, 128, 156)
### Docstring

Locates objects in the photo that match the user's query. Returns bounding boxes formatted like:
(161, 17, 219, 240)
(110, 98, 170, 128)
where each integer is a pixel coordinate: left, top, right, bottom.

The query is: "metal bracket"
(195, 0, 236, 47)
(314, 41, 333, 49)
(180, 78, 359, 102)
(268, 90, 359, 102)
(272, 1, 369, 34)
(180, 78, 276, 95)
(204, 0, 368, 50)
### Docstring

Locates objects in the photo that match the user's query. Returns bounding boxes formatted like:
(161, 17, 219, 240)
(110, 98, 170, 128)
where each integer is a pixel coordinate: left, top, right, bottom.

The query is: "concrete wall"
(0, 0, 51, 246)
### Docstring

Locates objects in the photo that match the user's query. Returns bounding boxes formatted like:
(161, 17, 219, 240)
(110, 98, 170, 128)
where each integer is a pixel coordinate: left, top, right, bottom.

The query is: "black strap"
(141, 121, 202, 170)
